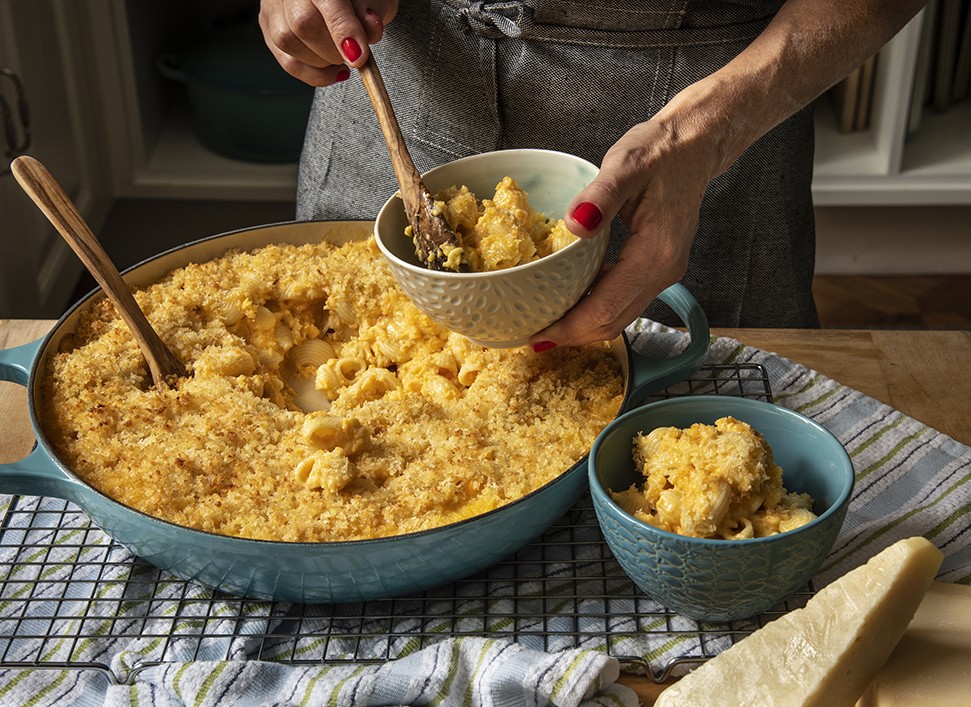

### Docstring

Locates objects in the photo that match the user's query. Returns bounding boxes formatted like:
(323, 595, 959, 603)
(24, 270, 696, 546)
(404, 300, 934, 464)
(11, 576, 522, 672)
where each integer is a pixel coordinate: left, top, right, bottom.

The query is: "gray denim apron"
(297, 0, 820, 328)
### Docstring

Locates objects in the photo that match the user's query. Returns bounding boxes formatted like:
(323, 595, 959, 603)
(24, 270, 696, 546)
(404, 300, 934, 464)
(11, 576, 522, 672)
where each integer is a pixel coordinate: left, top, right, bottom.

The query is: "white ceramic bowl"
(374, 149, 609, 348)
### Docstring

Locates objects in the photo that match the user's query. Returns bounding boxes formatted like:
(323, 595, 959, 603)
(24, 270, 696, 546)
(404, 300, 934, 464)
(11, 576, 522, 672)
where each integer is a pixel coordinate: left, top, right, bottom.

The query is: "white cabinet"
(0, 0, 107, 319)
(85, 0, 300, 203)
(813, 9, 971, 207)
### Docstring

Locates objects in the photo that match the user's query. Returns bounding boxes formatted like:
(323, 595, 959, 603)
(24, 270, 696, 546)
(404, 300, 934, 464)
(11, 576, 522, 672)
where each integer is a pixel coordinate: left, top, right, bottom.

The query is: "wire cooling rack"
(0, 363, 813, 685)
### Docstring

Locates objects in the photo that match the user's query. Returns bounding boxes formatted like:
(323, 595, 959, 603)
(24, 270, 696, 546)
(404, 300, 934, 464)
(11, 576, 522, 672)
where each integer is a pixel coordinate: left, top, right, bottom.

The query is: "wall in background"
(814, 205, 971, 274)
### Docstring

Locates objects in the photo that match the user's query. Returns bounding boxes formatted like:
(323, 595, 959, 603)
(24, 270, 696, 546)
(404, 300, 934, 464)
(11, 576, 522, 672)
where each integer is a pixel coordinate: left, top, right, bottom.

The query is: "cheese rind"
(654, 536, 944, 707)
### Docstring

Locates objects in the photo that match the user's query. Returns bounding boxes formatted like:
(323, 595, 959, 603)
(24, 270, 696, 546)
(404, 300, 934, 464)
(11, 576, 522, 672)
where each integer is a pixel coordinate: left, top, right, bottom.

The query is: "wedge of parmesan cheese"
(856, 581, 971, 706)
(654, 536, 944, 707)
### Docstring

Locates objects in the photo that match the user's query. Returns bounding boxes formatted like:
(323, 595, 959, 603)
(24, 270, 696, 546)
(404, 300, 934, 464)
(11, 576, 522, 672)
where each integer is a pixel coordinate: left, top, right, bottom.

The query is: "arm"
(672, 0, 928, 177)
(533, 0, 929, 349)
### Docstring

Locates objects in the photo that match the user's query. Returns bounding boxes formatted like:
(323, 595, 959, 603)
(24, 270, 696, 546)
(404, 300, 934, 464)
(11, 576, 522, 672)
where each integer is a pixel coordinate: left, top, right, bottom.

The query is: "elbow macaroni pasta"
(290, 338, 337, 371)
(611, 417, 817, 540)
(40, 236, 624, 543)
(422, 177, 579, 272)
(294, 449, 357, 493)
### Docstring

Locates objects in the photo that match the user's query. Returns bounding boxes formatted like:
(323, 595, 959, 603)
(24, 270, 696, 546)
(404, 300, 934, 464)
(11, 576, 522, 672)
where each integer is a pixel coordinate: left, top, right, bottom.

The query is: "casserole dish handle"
(156, 54, 187, 84)
(628, 283, 710, 399)
(0, 337, 37, 385)
(0, 338, 83, 500)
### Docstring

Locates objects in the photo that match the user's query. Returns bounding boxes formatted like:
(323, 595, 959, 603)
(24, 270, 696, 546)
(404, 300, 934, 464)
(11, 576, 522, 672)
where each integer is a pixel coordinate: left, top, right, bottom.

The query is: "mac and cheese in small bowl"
(589, 396, 854, 622)
(374, 149, 608, 348)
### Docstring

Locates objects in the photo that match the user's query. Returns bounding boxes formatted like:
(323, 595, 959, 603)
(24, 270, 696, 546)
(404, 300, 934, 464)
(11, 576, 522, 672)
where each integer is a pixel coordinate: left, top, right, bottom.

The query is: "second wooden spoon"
(11, 155, 187, 391)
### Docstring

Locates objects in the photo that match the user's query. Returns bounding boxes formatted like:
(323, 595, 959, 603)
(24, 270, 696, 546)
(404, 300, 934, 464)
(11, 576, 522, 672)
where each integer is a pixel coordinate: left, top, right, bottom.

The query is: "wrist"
(655, 64, 788, 180)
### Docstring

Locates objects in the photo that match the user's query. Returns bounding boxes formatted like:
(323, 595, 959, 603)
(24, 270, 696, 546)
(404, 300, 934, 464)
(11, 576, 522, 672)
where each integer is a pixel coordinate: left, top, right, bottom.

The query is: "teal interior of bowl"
(592, 396, 855, 534)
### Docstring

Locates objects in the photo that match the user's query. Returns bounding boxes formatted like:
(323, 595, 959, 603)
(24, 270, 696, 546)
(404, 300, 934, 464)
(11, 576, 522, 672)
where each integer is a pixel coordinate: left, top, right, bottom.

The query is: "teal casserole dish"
(0, 221, 709, 603)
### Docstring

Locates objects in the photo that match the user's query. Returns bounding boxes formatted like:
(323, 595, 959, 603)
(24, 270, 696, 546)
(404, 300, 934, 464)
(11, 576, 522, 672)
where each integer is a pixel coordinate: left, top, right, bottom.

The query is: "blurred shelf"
(813, 7, 971, 206)
(133, 98, 299, 201)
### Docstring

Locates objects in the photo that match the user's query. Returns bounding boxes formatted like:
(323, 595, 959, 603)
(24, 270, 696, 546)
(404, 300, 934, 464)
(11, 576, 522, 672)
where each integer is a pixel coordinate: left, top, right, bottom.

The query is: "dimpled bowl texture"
(588, 396, 854, 622)
(374, 149, 609, 348)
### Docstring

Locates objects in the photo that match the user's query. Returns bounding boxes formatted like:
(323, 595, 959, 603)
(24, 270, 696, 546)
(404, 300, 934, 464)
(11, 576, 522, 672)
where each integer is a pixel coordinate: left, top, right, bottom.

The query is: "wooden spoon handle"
(357, 54, 466, 272)
(358, 54, 424, 218)
(11, 155, 186, 390)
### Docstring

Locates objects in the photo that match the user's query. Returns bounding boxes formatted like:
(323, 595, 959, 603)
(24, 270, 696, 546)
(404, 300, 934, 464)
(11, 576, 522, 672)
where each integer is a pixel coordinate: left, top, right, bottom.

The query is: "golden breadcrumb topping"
(611, 417, 816, 539)
(42, 236, 623, 542)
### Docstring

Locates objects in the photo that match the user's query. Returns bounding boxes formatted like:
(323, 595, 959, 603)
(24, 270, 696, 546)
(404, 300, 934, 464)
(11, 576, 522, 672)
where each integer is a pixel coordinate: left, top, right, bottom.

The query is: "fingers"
(259, 0, 398, 86)
(532, 154, 650, 347)
(314, 0, 397, 67)
(360, 1, 397, 43)
(314, 0, 370, 68)
(564, 174, 622, 239)
(532, 270, 647, 349)
(260, 0, 337, 66)
(530, 231, 688, 348)
(532, 166, 696, 347)
(259, 24, 351, 87)
(530, 117, 717, 350)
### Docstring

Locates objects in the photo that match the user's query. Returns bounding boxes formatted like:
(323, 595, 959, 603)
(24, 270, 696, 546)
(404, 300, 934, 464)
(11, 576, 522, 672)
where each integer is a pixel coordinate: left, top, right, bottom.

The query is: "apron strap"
(441, 1, 774, 46)
(445, 1, 534, 38)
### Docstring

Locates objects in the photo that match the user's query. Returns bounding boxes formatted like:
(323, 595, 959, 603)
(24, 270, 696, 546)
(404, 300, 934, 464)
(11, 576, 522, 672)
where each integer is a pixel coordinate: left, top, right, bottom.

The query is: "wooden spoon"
(11, 155, 187, 391)
(358, 54, 466, 272)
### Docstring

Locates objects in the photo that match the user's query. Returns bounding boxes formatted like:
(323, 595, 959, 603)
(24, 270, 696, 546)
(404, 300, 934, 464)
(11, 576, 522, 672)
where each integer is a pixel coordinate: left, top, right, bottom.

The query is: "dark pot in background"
(158, 22, 314, 163)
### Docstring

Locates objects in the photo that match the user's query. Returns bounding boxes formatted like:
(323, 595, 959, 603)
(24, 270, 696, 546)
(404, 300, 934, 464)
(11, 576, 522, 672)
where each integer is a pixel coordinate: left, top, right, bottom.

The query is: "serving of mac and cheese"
(41, 235, 624, 543)
(407, 177, 578, 272)
(610, 417, 816, 539)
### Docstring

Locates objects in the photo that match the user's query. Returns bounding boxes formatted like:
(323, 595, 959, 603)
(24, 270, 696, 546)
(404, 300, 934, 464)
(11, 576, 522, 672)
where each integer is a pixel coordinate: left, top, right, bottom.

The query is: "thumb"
(564, 173, 625, 238)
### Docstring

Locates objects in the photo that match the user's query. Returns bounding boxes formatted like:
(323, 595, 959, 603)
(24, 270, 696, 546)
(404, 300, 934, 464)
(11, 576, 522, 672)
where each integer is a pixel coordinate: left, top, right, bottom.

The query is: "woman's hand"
(529, 103, 722, 350)
(259, 0, 398, 86)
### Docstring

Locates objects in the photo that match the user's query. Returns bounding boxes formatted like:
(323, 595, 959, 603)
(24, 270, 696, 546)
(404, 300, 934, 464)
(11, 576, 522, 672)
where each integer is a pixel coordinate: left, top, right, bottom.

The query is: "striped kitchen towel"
(0, 638, 634, 706)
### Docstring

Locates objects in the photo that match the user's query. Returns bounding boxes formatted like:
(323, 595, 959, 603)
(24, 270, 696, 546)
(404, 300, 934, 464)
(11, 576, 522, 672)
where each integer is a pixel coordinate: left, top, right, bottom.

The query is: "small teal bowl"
(588, 396, 854, 622)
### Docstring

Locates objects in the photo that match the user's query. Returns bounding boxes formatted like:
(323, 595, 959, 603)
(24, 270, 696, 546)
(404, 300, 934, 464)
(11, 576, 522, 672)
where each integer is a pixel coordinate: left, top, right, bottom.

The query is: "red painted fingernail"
(335, 67, 350, 82)
(341, 37, 362, 63)
(532, 341, 558, 353)
(572, 202, 602, 231)
(366, 8, 383, 27)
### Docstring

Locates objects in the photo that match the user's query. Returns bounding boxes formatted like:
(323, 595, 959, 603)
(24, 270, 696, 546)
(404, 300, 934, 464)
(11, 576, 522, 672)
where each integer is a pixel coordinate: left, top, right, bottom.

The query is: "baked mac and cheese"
(611, 417, 816, 539)
(406, 177, 578, 272)
(41, 236, 623, 543)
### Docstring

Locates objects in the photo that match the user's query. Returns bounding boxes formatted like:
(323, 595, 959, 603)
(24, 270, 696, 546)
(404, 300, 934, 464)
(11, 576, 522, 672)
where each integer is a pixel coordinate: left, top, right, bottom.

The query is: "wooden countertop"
(711, 328, 971, 447)
(2, 320, 969, 704)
